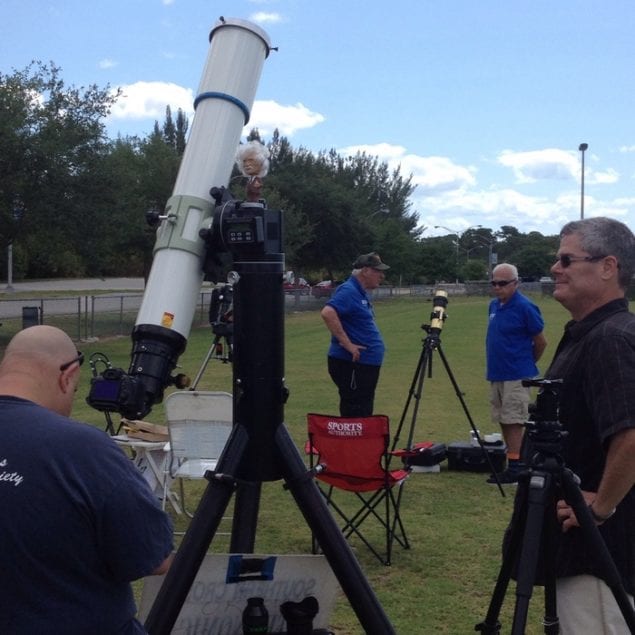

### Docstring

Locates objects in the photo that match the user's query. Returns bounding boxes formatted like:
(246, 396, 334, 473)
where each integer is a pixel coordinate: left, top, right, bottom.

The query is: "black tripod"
(390, 292, 506, 497)
(189, 282, 235, 390)
(476, 380, 635, 634)
(144, 204, 395, 634)
(189, 322, 233, 388)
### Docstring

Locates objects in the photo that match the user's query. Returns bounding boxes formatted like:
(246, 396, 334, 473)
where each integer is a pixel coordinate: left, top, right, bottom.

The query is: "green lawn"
(12, 292, 573, 633)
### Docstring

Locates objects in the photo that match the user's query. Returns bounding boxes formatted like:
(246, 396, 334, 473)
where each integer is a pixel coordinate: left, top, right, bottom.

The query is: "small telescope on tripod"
(427, 288, 449, 336)
(391, 288, 507, 494)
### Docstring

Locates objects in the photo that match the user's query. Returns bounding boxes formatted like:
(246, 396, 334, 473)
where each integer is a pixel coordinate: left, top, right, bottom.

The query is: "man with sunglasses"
(486, 263, 547, 484)
(0, 325, 174, 634)
(544, 217, 635, 631)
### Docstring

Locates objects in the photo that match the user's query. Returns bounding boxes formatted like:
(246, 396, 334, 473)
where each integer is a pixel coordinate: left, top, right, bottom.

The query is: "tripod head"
(522, 378, 566, 464)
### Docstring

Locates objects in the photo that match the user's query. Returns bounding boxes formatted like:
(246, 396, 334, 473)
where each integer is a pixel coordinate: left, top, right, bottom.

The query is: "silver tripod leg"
(189, 336, 220, 390)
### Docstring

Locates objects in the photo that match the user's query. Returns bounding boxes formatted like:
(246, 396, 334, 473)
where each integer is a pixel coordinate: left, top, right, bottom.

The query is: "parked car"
(311, 280, 337, 298)
(283, 277, 311, 295)
(539, 276, 553, 283)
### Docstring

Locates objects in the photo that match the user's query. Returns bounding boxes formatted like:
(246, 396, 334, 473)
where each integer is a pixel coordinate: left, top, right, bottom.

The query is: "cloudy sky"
(2, 0, 635, 237)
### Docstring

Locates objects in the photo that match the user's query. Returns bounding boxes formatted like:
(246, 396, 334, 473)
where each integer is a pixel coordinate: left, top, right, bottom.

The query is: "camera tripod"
(144, 250, 396, 634)
(476, 386, 635, 634)
(390, 296, 506, 497)
(188, 282, 235, 389)
(189, 323, 233, 389)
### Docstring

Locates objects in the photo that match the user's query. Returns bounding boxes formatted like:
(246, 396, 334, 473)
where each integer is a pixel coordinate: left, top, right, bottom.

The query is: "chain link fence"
(0, 292, 214, 343)
(0, 286, 410, 343)
(0, 281, 568, 346)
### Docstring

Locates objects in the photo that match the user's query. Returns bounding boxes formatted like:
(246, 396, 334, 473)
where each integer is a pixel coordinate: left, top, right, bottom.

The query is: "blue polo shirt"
(326, 276, 385, 366)
(486, 291, 544, 381)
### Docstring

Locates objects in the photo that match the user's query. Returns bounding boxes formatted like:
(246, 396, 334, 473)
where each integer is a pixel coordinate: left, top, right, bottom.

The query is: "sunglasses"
(59, 351, 84, 372)
(490, 279, 517, 288)
(554, 254, 606, 268)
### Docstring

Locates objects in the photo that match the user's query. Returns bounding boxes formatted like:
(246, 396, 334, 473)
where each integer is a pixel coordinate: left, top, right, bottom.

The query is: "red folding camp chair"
(306, 413, 411, 565)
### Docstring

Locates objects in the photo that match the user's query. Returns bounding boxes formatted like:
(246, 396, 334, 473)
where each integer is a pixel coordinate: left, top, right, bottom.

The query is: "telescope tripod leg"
(435, 342, 506, 496)
(230, 481, 261, 553)
(189, 334, 222, 390)
(509, 470, 561, 635)
(435, 343, 481, 439)
(476, 471, 557, 634)
(145, 422, 396, 635)
(391, 341, 434, 452)
(476, 475, 531, 634)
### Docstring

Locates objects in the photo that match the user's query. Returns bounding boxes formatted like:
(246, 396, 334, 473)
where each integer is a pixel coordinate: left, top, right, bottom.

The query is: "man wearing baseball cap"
(320, 252, 389, 416)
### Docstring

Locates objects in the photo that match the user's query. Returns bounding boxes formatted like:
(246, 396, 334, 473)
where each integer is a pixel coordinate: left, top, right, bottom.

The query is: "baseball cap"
(353, 252, 390, 270)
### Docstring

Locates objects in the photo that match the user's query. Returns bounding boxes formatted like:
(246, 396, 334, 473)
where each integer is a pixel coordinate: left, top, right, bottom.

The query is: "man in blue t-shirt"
(0, 325, 174, 634)
(486, 263, 547, 484)
(321, 252, 389, 417)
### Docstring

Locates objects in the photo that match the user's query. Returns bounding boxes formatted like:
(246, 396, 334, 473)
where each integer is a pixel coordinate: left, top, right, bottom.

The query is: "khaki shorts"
(557, 574, 634, 634)
(490, 380, 530, 425)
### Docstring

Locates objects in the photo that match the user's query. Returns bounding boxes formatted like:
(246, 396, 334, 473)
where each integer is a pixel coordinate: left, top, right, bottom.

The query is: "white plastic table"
(112, 434, 181, 514)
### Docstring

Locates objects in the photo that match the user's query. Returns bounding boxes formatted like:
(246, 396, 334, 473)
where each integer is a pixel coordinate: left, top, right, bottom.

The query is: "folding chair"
(306, 413, 411, 565)
(164, 390, 233, 518)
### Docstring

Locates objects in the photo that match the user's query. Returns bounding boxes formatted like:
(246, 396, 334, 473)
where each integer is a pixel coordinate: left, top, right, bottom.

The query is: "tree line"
(1, 63, 559, 285)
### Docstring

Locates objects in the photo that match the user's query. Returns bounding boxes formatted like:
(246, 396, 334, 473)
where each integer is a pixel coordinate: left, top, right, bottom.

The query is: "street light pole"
(579, 142, 588, 220)
(6, 243, 14, 292)
(435, 224, 495, 282)
(470, 234, 495, 279)
(434, 224, 460, 284)
(6, 198, 24, 293)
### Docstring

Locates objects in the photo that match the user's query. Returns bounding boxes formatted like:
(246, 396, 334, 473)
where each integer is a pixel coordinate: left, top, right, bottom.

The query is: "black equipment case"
(447, 441, 506, 473)
(394, 441, 447, 468)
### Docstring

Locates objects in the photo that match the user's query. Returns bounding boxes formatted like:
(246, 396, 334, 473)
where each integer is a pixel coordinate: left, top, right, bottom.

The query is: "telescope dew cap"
(353, 252, 390, 270)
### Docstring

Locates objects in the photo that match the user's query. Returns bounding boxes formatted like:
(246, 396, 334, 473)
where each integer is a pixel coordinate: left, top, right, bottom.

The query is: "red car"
(283, 277, 311, 295)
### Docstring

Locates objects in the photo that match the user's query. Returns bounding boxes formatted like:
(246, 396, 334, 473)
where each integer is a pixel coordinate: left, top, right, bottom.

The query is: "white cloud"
(246, 100, 325, 136)
(497, 148, 620, 187)
(99, 58, 117, 70)
(404, 155, 476, 193)
(249, 12, 283, 24)
(108, 81, 194, 121)
(497, 148, 578, 183)
(306, 142, 628, 235)
(338, 143, 476, 194)
(421, 188, 571, 237)
(107, 83, 323, 139)
(591, 168, 619, 185)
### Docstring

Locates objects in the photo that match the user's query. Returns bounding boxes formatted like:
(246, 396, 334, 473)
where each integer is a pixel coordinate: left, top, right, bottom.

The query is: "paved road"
(2, 277, 146, 293)
(0, 279, 150, 320)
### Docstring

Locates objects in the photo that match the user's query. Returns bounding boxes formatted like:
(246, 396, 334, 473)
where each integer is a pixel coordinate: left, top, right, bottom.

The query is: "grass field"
(3, 291, 573, 633)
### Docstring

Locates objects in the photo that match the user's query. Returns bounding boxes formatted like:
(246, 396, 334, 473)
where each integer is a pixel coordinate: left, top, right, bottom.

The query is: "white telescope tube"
(127, 18, 271, 414)
(136, 18, 271, 336)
